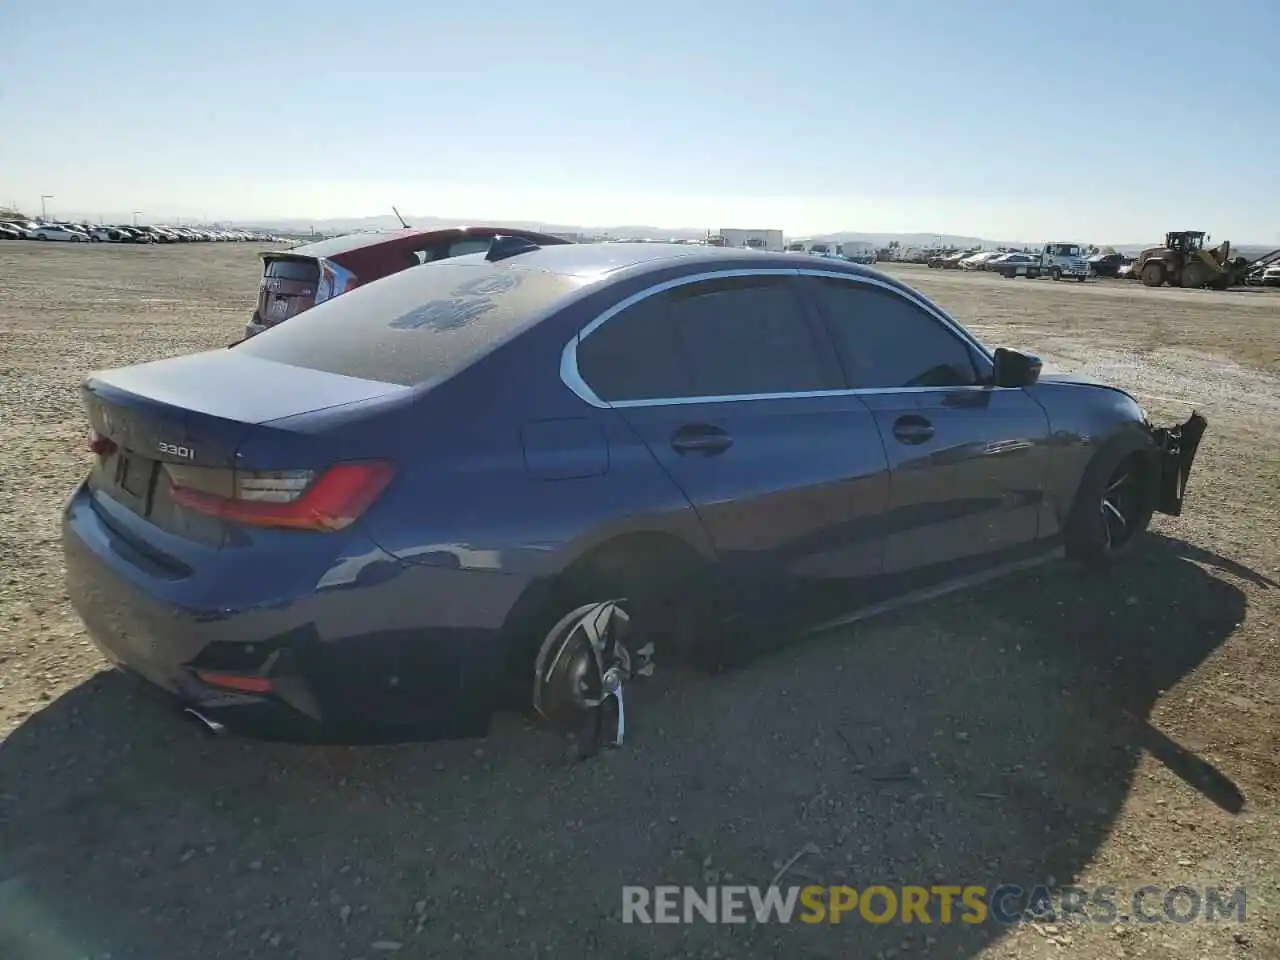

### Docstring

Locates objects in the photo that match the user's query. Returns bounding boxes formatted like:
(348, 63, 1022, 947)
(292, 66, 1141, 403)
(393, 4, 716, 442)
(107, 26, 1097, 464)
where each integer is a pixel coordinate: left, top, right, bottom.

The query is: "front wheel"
(1065, 451, 1153, 566)
(1050, 267, 1062, 281)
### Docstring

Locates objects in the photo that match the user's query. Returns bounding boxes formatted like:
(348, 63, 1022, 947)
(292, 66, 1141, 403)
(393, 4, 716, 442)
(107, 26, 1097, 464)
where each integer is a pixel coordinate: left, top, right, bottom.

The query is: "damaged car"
(244, 226, 572, 338)
(63, 241, 1206, 752)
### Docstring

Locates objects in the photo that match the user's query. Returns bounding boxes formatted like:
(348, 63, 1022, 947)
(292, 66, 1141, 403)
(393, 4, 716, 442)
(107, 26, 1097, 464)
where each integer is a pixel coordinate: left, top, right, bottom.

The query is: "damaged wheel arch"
(1065, 411, 1207, 565)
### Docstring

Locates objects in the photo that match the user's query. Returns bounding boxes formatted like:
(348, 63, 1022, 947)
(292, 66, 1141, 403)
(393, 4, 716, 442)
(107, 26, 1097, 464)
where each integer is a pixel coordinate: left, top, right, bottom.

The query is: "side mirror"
(992, 347, 1042, 387)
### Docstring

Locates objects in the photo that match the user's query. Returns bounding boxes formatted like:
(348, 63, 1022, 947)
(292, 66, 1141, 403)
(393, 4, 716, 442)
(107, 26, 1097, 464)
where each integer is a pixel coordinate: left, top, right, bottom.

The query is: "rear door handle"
(892, 415, 935, 445)
(670, 425, 733, 456)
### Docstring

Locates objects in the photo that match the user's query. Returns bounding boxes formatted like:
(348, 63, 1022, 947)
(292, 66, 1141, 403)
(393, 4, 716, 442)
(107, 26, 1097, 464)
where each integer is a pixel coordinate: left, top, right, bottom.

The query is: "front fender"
(1025, 380, 1160, 529)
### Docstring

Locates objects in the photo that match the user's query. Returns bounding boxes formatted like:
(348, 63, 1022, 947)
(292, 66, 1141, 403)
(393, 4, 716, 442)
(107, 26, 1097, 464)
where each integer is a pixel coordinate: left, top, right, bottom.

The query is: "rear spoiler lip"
(258, 251, 320, 263)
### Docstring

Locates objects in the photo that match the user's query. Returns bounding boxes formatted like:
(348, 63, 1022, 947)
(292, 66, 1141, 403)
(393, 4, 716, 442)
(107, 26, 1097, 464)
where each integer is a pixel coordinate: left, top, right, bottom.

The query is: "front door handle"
(670, 425, 733, 456)
(892, 415, 935, 445)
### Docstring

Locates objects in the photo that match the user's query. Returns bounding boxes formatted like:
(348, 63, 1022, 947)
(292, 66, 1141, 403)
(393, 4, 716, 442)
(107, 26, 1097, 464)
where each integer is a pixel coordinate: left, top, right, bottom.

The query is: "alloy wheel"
(532, 599, 654, 754)
(1100, 465, 1141, 552)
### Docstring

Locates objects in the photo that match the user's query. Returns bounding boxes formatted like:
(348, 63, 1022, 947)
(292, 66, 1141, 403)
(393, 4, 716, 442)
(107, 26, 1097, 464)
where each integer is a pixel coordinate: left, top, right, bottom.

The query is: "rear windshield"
(264, 258, 321, 281)
(234, 262, 582, 386)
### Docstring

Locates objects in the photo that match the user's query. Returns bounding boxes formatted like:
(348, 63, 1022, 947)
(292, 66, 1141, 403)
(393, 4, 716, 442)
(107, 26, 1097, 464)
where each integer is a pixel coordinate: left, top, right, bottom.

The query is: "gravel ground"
(1, 242, 1277, 960)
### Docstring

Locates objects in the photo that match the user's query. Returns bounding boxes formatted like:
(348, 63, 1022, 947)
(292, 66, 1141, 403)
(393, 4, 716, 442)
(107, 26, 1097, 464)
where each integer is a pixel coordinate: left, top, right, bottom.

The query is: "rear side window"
(805, 278, 980, 389)
(576, 275, 830, 402)
(264, 259, 320, 282)
(576, 297, 695, 402)
(669, 276, 828, 396)
(236, 263, 581, 386)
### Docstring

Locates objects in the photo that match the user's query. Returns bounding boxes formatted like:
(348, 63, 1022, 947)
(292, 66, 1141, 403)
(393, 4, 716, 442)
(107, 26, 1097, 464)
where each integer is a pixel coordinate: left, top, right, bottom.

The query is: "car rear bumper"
(62, 482, 525, 744)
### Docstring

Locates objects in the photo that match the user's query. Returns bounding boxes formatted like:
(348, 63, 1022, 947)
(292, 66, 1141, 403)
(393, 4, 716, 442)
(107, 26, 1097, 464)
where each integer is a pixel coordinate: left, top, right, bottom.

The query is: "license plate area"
(117, 452, 157, 509)
(269, 297, 289, 318)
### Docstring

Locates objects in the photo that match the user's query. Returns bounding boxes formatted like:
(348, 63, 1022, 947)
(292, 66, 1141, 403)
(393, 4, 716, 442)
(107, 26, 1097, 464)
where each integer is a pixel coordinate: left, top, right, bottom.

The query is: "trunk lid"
(83, 350, 406, 545)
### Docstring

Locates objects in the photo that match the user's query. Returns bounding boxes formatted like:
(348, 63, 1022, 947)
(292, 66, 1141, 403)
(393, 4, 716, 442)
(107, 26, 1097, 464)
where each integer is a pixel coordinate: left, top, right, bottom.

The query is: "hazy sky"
(3, 0, 1277, 242)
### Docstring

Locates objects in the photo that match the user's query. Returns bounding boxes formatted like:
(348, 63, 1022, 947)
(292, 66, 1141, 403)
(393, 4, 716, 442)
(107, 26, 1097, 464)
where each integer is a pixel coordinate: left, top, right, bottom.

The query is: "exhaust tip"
(184, 707, 226, 736)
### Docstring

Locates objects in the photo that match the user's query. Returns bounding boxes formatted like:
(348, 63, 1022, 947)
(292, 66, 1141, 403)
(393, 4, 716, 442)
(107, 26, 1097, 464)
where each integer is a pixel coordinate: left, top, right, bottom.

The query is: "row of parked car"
(0, 218, 280, 244)
(928, 244, 1102, 281)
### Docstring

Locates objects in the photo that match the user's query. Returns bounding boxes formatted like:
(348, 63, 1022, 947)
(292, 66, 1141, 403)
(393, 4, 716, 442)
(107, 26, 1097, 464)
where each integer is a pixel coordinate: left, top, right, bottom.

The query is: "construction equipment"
(1245, 247, 1280, 285)
(1131, 231, 1254, 290)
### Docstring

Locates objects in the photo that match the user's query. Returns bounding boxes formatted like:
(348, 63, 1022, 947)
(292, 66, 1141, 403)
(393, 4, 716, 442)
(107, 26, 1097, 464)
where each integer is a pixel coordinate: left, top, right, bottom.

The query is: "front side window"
(576, 275, 830, 403)
(804, 278, 982, 389)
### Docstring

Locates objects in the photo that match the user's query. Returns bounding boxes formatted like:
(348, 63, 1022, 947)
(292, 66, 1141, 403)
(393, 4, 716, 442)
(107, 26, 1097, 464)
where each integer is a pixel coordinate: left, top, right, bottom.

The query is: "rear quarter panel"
(349, 274, 715, 580)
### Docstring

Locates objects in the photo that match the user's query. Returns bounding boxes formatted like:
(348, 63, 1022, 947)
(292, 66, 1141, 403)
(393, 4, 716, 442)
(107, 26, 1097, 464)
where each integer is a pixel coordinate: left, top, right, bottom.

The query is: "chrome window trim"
(559, 266, 1000, 410)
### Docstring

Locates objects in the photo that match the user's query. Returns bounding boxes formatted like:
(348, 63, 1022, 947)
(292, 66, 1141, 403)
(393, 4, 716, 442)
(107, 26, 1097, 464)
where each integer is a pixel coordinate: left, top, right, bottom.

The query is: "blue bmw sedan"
(62, 239, 1205, 747)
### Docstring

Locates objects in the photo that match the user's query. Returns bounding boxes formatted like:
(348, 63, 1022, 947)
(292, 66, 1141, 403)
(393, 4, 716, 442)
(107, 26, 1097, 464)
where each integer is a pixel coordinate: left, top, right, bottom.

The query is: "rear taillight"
(87, 428, 116, 456)
(169, 460, 395, 532)
(195, 671, 274, 694)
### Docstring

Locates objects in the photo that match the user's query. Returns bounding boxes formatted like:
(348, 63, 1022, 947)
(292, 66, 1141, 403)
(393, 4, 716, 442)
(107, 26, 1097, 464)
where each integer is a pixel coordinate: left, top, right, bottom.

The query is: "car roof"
(464, 241, 893, 282)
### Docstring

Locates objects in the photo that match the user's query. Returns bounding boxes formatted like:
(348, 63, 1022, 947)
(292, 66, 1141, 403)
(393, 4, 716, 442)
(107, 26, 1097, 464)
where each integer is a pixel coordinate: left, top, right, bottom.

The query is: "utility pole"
(132, 210, 142, 225)
(40, 195, 54, 220)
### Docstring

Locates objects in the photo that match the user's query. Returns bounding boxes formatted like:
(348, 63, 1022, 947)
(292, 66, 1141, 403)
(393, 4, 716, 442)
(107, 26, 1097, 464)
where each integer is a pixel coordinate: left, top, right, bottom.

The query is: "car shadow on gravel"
(0, 533, 1255, 960)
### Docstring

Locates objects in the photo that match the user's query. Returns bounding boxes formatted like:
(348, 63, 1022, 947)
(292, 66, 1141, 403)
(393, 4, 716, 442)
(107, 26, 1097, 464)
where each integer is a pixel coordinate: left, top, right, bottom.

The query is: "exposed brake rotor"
(532, 599, 654, 756)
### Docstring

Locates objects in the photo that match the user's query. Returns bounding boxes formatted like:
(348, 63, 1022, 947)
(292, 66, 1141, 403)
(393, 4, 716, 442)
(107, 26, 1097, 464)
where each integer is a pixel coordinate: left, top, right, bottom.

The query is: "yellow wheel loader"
(1131, 231, 1253, 290)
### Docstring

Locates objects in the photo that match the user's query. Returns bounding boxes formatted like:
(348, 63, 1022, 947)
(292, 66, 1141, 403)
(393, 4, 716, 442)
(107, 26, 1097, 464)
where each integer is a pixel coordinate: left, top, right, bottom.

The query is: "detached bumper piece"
(1151, 412, 1207, 517)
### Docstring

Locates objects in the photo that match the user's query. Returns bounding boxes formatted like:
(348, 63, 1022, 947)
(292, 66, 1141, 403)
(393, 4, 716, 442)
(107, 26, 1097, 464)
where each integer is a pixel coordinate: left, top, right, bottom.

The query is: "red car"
(245, 226, 572, 337)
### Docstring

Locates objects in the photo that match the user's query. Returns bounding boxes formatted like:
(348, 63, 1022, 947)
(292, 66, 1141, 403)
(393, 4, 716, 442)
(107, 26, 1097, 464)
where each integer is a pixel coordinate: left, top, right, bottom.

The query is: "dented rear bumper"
(1150, 412, 1207, 517)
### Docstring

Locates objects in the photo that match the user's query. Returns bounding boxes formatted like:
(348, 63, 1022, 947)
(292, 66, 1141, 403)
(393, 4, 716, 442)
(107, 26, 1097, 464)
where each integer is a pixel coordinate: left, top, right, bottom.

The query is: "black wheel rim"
(1100, 465, 1140, 551)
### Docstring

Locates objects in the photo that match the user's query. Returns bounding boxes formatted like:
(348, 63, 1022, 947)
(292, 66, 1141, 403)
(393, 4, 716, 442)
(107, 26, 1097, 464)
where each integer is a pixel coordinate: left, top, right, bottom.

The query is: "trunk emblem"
(158, 441, 196, 459)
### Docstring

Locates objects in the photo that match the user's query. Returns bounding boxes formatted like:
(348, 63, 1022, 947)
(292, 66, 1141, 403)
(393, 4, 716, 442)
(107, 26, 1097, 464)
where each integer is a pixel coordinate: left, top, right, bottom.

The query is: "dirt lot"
(1, 241, 1277, 960)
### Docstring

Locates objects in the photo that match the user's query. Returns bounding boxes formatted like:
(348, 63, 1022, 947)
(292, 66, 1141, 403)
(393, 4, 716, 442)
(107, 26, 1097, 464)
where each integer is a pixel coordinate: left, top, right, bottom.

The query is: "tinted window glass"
(264, 259, 320, 282)
(413, 238, 497, 265)
(668, 276, 827, 396)
(447, 238, 493, 258)
(236, 263, 581, 386)
(807, 278, 980, 389)
(576, 296, 694, 402)
(576, 276, 828, 401)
